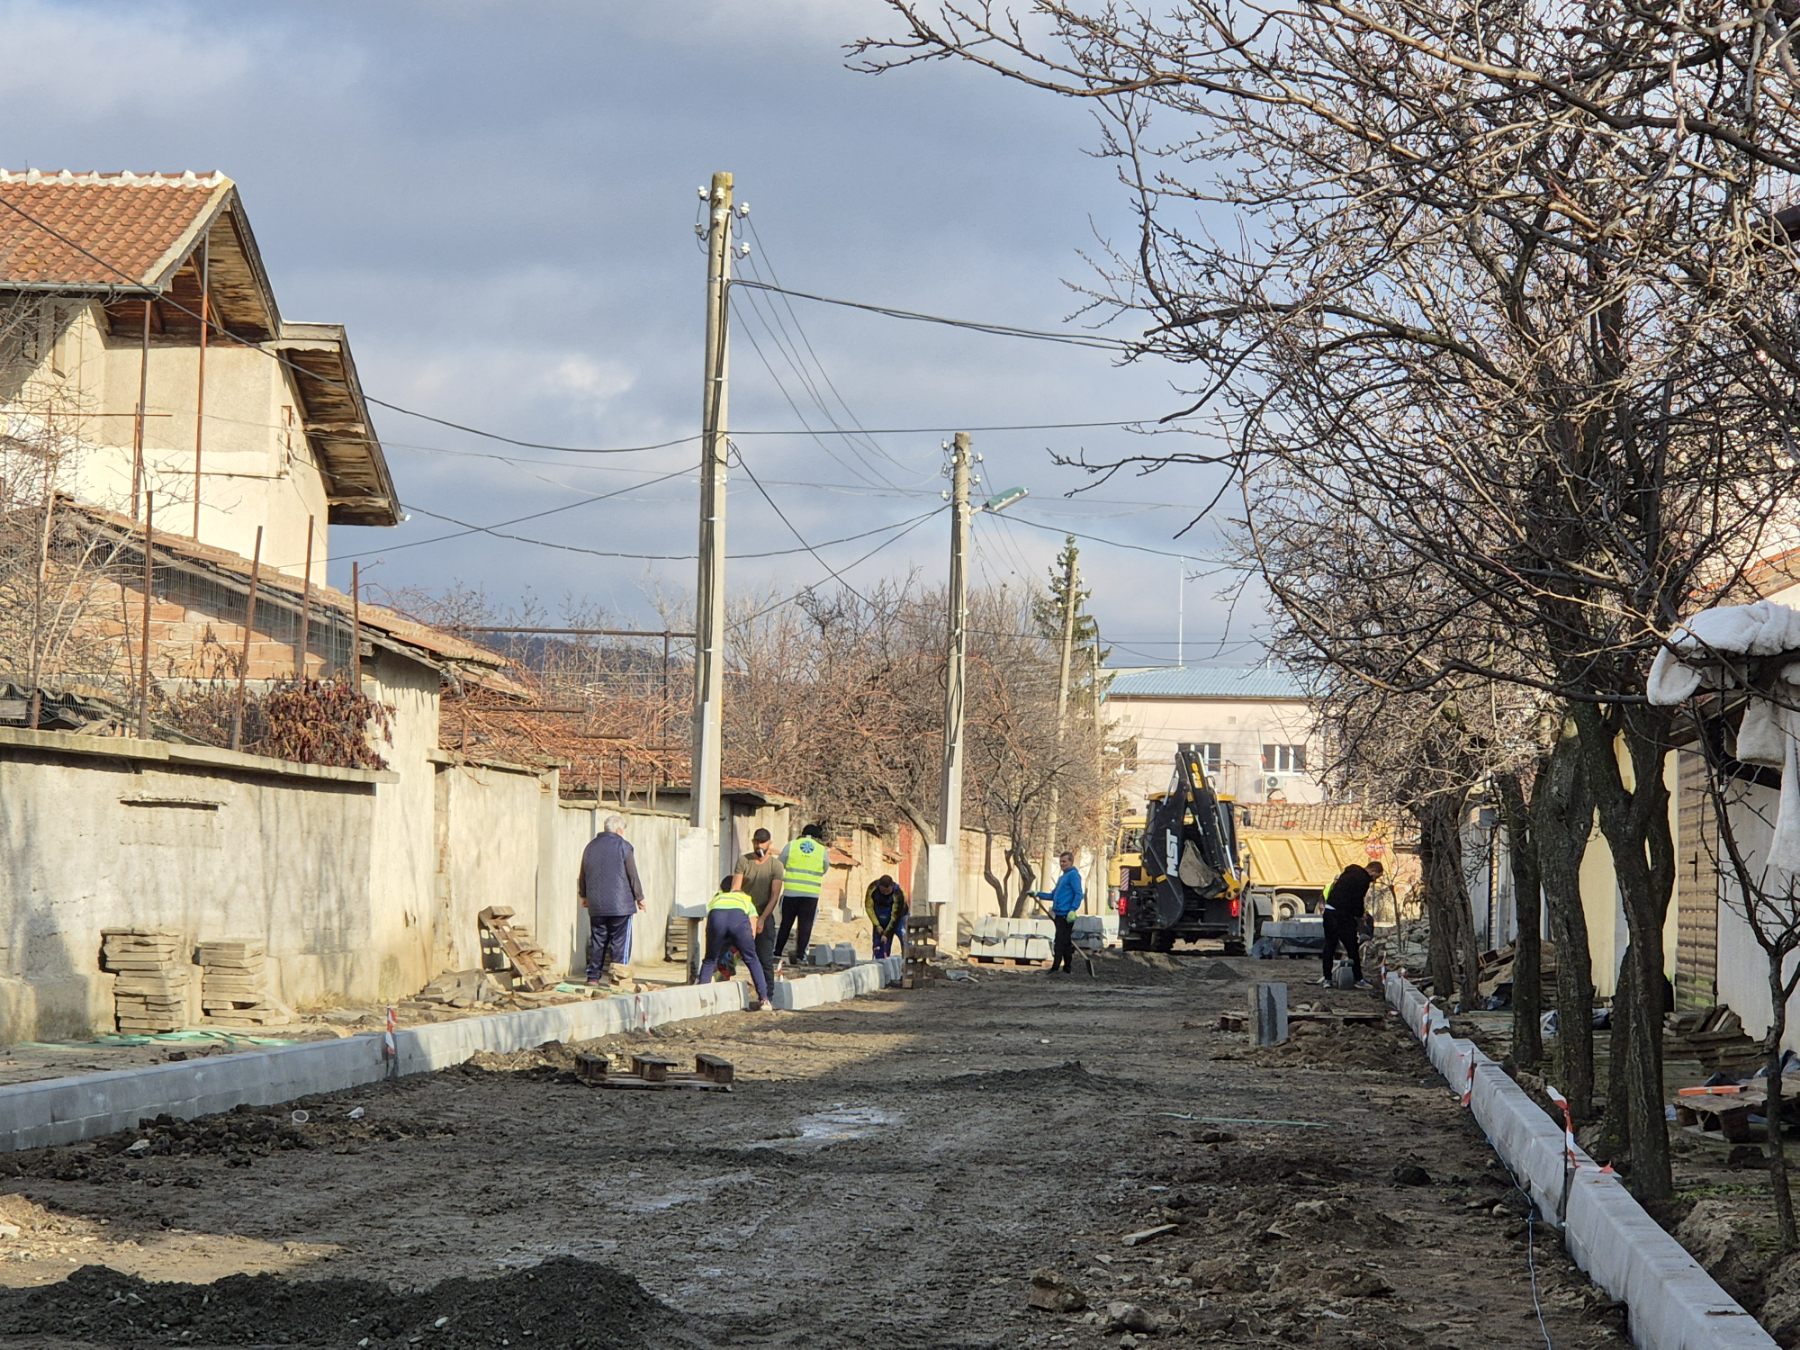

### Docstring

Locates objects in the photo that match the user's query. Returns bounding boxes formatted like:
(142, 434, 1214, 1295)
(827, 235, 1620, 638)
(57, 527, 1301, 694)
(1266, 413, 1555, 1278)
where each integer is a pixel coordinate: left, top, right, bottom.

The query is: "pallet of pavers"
(101, 928, 189, 1033)
(197, 939, 292, 1028)
(969, 915, 1054, 964)
(574, 1052, 734, 1091)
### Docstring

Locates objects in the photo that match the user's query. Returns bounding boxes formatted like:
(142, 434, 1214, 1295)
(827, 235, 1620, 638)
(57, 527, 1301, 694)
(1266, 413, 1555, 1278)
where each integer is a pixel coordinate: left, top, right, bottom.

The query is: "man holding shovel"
(1032, 852, 1085, 975)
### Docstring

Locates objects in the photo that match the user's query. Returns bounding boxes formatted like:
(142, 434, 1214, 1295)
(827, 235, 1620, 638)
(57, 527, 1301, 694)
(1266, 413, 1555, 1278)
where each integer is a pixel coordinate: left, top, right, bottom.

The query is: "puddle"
(781, 1104, 901, 1148)
(590, 1168, 758, 1214)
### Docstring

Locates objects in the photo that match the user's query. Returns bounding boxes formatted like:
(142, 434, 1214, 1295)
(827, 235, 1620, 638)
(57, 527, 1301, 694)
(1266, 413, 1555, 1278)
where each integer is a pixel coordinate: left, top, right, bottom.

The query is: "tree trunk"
(1535, 730, 1596, 1122)
(1570, 701, 1676, 1203)
(1593, 952, 1634, 1163)
(981, 829, 1009, 916)
(1417, 792, 1481, 1008)
(1497, 768, 1544, 1071)
(1768, 956, 1797, 1251)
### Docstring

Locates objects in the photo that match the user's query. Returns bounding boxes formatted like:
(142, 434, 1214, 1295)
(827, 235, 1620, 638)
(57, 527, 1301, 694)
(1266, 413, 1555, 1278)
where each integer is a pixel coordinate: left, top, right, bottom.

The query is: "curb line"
(0, 957, 904, 1153)
(1383, 969, 1774, 1350)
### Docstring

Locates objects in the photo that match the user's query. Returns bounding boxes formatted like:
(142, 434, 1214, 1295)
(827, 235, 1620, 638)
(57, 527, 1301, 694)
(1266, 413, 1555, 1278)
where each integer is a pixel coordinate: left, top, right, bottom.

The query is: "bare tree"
(855, 0, 1800, 1203)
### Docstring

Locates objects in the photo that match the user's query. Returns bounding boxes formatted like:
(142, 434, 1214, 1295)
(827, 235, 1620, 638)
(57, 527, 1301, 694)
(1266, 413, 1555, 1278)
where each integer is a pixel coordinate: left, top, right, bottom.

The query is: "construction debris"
(478, 906, 557, 992)
(197, 940, 291, 1028)
(415, 969, 509, 1009)
(101, 929, 188, 1033)
(1666, 1006, 1763, 1077)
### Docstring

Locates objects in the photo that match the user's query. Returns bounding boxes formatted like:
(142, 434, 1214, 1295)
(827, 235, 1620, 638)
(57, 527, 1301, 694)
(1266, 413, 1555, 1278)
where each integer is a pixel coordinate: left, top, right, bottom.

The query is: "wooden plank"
(631, 1054, 676, 1083)
(695, 1054, 734, 1084)
(597, 1075, 730, 1092)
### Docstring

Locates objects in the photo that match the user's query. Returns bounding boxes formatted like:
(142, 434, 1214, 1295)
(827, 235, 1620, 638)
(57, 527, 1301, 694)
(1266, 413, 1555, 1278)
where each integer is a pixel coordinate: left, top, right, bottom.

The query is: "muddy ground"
(0, 952, 1629, 1348)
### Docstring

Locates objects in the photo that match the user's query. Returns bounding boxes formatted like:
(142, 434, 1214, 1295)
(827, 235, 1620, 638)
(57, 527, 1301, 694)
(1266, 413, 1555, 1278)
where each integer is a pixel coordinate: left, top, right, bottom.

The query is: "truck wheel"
(1122, 934, 1151, 952)
(1151, 931, 1177, 953)
(1272, 892, 1305, 922)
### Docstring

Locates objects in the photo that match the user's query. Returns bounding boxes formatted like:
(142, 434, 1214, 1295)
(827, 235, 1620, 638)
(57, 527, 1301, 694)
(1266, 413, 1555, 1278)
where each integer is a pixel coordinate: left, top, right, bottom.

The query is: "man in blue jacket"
(578, 815, 646, 986)
(1034, 851, 1084, 975)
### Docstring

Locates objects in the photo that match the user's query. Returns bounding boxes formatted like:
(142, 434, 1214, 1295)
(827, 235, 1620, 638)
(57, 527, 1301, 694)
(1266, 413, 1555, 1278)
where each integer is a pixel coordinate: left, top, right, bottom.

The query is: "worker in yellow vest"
(773, 823, 829, 965)
(697, 875, 774, 1009)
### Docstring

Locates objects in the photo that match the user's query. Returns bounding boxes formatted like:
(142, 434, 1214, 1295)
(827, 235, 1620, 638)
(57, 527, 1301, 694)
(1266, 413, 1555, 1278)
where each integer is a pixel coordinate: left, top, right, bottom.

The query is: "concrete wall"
(548, 802, 689, 978)
(0, 730, 386, 1040)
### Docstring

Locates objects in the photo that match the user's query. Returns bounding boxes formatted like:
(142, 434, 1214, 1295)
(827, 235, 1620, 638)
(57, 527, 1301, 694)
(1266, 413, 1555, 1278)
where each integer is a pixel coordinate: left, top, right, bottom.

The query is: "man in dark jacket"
(1320, 860, 1384, 988)
(579, 815, 646, 986)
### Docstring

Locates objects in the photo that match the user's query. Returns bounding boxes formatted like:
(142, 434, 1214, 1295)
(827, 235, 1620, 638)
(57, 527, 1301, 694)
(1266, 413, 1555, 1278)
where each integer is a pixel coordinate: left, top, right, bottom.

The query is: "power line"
(1004, 509, 1236, 565)
(729, 278, 1136, 352)
(742, 219, 923, 482)
(733, 506, 946, 626)
(330, 464, 699, 563)
(360, 500, 944, 567)
(729, 441, 878, 608)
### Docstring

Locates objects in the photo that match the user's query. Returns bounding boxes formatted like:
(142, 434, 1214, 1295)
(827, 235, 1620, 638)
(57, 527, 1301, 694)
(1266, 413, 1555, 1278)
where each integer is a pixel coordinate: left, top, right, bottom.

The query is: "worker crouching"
(698, 876, 775, 1011)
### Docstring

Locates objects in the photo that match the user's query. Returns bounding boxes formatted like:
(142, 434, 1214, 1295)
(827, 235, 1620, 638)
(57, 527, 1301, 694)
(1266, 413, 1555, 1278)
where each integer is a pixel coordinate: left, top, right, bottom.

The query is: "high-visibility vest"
(708, 889, 757, 917)
(781, 838, 829, 897)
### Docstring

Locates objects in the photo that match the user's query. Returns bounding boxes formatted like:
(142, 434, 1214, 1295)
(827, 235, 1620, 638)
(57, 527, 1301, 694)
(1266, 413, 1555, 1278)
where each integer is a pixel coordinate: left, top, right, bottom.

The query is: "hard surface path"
(0, 953, 1630, 1348)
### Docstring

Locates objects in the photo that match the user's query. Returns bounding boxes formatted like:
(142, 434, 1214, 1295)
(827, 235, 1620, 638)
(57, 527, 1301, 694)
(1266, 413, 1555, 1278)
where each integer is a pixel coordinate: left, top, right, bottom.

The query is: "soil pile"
(0, 1256, 707, 1349)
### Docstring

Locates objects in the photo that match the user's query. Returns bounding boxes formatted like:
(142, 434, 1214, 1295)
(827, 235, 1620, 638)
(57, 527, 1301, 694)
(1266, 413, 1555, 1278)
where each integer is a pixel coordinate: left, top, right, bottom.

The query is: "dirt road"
(0, 953, 1629, 1348)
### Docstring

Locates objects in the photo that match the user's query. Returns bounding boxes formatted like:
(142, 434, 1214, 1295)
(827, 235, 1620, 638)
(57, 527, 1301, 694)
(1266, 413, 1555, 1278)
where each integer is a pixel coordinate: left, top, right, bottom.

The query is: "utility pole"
(690, 171, 733, 860)
(1042, 539, 1079, 896)
(934, 432, 972, 944)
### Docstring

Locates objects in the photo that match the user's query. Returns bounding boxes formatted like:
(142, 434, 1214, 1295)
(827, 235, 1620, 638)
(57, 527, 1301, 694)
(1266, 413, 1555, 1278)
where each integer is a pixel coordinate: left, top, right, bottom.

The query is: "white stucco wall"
(11, 303, 330, 576)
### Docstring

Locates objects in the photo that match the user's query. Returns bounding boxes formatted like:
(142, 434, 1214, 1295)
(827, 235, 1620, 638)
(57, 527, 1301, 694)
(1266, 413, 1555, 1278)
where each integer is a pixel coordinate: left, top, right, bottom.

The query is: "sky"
(3, 0, 1264, 669)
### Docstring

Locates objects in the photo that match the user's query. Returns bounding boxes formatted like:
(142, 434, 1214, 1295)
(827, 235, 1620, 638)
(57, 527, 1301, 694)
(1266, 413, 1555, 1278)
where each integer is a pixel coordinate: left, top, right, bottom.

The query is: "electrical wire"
(729, 278, 1135, 352)
(729, 441, 878, 608)
(1003, 509, 1235, 565)
(735, 250, 908, 490)
(742, 218, 923, 482)
(358, 500, 943, 567)
(732, 506, 946, 626)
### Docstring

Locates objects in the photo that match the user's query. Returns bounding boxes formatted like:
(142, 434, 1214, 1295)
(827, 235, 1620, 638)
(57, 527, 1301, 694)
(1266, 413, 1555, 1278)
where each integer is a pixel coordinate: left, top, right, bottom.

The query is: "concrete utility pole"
(690, 171, 733, 853)
(932, 432, 972, 944)
(1042, 539, 1079, 898)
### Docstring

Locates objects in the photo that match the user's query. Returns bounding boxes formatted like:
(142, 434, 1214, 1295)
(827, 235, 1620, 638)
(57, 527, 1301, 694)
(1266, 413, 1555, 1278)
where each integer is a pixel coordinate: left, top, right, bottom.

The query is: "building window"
(1262, 743, 1307, 774)
(1198, 742, 1222, 774)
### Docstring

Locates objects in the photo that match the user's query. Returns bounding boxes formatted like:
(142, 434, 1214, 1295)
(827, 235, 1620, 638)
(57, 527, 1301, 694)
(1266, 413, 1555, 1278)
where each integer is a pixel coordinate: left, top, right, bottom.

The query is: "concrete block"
(807, 944, 831, 966)
(830, 942, 856, 967)
(1249, 982, 1288, 1046)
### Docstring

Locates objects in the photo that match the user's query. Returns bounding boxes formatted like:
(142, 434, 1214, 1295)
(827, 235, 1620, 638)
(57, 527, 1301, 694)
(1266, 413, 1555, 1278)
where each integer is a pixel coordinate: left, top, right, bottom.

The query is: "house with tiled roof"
(1102, 664, 1326, 805)
(0, 171, 549, 1036)
(0, 168, 394, 571)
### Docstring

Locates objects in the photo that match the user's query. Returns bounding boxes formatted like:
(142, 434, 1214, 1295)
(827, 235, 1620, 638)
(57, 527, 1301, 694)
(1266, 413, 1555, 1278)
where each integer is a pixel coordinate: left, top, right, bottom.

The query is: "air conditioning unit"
(1264, 775, 1283, 792)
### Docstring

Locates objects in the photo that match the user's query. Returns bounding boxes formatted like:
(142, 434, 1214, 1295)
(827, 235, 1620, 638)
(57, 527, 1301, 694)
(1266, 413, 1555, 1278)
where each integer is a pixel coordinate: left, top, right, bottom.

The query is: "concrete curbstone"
(0, 964, 895, 1153)
(1383, 971, 1776, 1350)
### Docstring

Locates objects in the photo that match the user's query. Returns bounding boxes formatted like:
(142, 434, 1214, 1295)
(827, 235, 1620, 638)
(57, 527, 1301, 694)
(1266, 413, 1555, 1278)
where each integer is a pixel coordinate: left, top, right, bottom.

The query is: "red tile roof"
(65, 498, 522, 689)
(0, 170, 231, 290)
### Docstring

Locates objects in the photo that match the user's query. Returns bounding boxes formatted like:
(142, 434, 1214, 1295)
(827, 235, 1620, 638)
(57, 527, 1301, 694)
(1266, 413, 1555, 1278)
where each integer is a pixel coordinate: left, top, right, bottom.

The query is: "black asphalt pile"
(0, 1256, 709, 1349)
(939, 1059, 1117, 1094)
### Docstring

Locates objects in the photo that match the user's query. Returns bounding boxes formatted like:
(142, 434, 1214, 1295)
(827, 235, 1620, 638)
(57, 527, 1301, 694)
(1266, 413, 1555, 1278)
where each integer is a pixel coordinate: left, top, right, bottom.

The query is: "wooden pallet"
(574, 1052, 735, 1091)
(478, 906, 557, 991)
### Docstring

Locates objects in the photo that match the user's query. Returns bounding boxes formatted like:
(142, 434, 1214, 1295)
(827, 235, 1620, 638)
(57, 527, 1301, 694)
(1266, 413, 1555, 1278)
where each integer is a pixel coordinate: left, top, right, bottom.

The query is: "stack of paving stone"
(197, 939, 290, 1027)
(101, 928, 189, 1032)
(968, 914, 1055, 963)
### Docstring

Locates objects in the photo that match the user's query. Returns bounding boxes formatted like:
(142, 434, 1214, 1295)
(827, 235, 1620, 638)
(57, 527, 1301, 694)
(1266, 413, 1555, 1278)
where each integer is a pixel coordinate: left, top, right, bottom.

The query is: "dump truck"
(1237, 802, 1394, 940)
(1114, 743, 1247, 953)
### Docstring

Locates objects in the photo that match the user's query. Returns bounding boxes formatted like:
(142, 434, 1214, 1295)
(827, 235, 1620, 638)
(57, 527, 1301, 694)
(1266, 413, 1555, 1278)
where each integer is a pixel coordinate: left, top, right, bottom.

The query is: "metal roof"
(1105, 665, 1307, 701)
